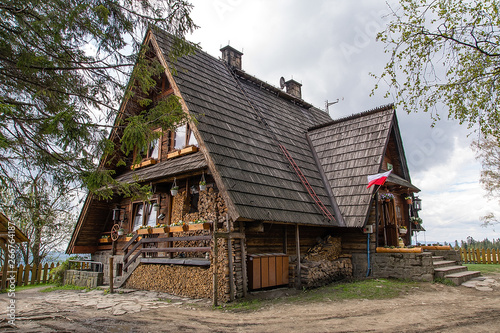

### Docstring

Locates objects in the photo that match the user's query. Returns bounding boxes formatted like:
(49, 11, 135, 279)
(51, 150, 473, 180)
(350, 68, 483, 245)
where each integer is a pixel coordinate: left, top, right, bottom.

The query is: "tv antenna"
(325, 98, 343, 113)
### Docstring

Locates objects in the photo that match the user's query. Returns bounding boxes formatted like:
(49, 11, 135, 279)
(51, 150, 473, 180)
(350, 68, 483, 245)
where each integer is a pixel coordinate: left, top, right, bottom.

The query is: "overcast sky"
(187, 0, 500, 244)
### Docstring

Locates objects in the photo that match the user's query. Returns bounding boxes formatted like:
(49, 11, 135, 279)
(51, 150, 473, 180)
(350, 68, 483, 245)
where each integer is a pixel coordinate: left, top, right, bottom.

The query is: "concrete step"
(434, 265, 467, 279)
(433, 260, 457, 268)
(444, 271, 481, 286)
(432, 256, 444, 261)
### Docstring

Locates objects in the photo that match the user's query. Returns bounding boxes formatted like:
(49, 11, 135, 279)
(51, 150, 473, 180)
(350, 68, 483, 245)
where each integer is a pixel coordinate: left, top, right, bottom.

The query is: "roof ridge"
(307, 103, 395, 131)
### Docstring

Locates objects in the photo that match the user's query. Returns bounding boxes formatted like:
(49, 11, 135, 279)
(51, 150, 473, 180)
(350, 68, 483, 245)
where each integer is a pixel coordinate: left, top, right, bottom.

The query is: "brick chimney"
(285, 79, 302, 99)
(220, 45, 243, 70)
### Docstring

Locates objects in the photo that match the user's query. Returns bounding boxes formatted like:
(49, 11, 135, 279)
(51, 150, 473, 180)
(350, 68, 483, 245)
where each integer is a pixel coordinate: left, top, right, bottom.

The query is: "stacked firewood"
(304, 235, 342, 261)
(173, 229, 211, 258)
(171, 191, 187, 224)
(210, 237, 229, 302)
(197, 187, 228, 220)
(300, 256, 353, 288)
(125, 264, 212, 299)
(295, 235, 353, 289)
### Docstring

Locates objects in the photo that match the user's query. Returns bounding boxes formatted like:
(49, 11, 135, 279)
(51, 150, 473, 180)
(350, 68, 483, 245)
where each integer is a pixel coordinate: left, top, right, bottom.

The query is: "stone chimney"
(220, 45, 243, 70)
(285, 79, 302, 99)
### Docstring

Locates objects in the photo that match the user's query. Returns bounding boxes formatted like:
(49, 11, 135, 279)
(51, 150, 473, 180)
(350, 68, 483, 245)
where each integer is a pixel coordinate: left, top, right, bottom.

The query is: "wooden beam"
(295, 224, 301, 289)
(227, 221, 235, 301)
(71, 246, 98, 254)
(239, 221, 247, 297)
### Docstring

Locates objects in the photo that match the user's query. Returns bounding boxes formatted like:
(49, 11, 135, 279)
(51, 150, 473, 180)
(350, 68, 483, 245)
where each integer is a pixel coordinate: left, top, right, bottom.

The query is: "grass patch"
(40, 284, 91, 293)
(0, 283, 54, 293)
(294, 278, 418, 303)
(219, 278, 418, 312)
(433, 277, 456, 286)
(464, 264, 500, 275)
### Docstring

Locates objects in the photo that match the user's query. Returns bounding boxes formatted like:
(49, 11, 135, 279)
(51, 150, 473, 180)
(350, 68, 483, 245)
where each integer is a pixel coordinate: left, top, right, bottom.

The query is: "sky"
(186, 0, 500, 244)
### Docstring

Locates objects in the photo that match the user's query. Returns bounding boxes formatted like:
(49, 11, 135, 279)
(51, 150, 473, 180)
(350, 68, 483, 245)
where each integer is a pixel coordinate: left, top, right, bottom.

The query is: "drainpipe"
(366, 232, 371, 277)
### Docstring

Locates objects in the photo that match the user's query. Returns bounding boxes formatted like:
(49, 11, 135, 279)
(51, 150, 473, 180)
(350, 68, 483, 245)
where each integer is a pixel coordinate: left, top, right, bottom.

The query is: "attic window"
(132, 128, 162, 169)
(172, 124, 198, 150)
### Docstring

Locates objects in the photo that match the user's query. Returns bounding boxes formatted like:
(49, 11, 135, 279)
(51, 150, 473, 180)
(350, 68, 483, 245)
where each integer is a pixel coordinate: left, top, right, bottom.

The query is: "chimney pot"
(285, 79, 302, 99)
(220, 45, 243, 70)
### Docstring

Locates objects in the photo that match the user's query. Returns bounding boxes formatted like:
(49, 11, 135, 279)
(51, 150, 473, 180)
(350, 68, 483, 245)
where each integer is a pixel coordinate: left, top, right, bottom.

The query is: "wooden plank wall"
(246, 223, 351, 256)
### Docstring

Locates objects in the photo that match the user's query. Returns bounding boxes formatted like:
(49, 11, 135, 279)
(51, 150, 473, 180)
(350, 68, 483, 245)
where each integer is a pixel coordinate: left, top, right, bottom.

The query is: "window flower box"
(167, 150, 180, 159)
(169, 225, 184, 233)
(152, 226, 169, 234)
(180, 145, 198, 155)
(131, 158, 158, 170)
(99, 236, 111, 243)
(137, 227, 152, 235)
(188, 222, 211, 231)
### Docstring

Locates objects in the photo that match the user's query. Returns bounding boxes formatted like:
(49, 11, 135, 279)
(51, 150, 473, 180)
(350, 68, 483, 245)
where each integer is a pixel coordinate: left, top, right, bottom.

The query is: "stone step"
(434, 265, 467, 279)
(432, 256, 444, 261)
(444, 271, 481, 286)
(433, 260, 456, 268)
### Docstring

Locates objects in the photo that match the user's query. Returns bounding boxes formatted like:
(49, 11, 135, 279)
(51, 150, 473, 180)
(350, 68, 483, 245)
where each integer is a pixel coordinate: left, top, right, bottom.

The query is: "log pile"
(304, 235, 342, 262)
(173, 229, 211, 258)
(293, 235, 353, 289)
(171, 190, 188, 224)
(300, 256, 353, 289)
(125, 264, 212, 299)
(210, 237, 230, 302)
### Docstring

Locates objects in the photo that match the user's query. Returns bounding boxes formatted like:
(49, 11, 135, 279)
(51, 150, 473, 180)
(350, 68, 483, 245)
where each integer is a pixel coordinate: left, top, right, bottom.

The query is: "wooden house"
(67, 28, 420, 302)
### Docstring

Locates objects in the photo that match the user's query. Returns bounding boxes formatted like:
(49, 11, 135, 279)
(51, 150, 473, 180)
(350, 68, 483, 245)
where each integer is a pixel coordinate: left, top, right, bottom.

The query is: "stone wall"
(64, 270, 103, 288)
(371, 252, 434, 282)
(92, 251, 124, 285)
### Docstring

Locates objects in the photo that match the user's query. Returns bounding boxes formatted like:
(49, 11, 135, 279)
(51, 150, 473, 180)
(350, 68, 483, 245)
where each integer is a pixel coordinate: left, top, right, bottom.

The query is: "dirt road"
(1, 275, 500, 332)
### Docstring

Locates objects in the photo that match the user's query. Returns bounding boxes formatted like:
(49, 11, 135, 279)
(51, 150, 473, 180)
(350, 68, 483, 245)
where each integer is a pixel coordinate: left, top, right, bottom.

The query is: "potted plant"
(153, 203, 159, 212)
(404, 196, 412, 204)
(170, 186, 179, 196)
(199, 180, 206, 191)
(399, 225, 407, 234)
(117, 227, 125, 236)
(410, 216, 422, 225)
(379, 193, 394, 202)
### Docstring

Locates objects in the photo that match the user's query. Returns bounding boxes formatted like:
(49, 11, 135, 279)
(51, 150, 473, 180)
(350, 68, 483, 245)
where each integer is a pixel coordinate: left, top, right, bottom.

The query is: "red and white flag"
(366, 170, 392, 188)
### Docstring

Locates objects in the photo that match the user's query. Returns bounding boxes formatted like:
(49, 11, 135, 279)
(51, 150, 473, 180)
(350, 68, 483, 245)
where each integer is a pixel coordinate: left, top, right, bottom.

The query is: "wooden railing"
(123, 234, 211, 272)
(460, 248, 499, 264)
(1, 262, 60, 288)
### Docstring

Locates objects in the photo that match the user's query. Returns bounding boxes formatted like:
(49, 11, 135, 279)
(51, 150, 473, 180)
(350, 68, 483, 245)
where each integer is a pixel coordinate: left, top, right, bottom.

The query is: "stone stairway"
(432, 255, 481, 285)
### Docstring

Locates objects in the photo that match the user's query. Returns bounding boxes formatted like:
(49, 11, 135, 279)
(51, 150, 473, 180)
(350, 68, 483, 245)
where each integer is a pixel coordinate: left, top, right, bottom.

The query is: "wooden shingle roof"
(153, 30, 339, 226)
(308, 105, 396, 227)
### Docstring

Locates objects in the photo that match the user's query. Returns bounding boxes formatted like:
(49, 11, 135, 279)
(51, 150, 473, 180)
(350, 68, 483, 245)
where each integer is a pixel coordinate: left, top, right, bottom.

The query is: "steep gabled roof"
(153, 30, 339, 226)
(308, 105, 415, 227)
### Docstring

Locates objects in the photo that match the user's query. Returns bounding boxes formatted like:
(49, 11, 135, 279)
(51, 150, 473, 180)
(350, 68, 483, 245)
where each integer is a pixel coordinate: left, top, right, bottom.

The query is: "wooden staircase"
(432, 255, 481, 285)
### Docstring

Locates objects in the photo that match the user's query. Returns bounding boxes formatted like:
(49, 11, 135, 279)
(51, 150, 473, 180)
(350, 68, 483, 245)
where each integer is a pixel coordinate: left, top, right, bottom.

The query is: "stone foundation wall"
(64, 270, 103, 288)
(371, 252, 434, 282)
(92, 251, 124, 285)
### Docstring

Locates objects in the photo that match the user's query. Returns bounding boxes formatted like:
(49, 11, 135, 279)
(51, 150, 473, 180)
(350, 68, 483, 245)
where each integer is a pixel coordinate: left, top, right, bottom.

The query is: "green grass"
(219, 278, 418, 312)
(0, 283, 54, 293)
(464, 264, 500, 275)
(40, 284, 91, 293)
